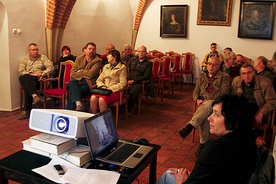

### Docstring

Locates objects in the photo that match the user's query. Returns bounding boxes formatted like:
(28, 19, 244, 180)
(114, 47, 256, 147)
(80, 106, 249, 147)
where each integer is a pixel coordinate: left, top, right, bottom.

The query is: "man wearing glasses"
(232, 63, 276, 128)
(178, 56, 232, 157)
(201, 43, 223, 71)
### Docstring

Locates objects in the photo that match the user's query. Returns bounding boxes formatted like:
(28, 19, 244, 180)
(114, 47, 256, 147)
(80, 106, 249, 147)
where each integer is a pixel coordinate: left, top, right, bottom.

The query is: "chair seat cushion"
(183, 69, 192, 73)
(44, 88, 66, 95)
(160, 77, 171, 81)
(174, 73, 182, 77)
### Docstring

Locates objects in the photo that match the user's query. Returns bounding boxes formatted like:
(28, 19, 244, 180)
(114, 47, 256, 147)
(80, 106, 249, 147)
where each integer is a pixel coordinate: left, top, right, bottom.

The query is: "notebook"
(84, 109, 153, 168)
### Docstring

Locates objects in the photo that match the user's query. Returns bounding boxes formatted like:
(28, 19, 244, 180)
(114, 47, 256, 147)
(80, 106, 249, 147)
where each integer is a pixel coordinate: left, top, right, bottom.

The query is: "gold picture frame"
(197, 0, 232, 26)
(160, 5, 188, 38)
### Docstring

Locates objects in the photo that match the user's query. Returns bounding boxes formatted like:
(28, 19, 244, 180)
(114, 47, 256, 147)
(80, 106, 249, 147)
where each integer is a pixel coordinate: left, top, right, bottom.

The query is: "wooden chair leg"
(44, 95, 47, 109)
(115, 104, 119, 128)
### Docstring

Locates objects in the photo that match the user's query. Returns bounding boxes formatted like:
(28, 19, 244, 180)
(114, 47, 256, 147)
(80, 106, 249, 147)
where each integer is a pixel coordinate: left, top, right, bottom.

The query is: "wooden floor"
(1, 84, 254, 183)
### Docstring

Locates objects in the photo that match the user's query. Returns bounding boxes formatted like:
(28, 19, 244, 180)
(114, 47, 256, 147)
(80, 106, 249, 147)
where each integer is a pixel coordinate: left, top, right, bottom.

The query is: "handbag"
(90, 88, 112, 96)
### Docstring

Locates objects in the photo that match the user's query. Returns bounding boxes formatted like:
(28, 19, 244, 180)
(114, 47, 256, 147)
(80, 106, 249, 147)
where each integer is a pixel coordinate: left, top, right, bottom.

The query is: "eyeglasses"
(240, 70, 254, 75)
(207, 62, 220, 67)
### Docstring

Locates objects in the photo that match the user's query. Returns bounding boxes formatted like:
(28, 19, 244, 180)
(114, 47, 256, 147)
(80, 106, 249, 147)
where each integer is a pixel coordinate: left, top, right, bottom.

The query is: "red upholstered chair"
(154, 52, 166, 59)
(151, 58, 163, 102)
(160, 56, 174, 95)
(111, 86, 130, 127)
(20, 84, 43, 109)
(149, 50, 160, 56)
(43, 60, 74, 109)
(181, 52, 195, 85)
(172, 54, 184, 88)
(165, 51, 176, 56)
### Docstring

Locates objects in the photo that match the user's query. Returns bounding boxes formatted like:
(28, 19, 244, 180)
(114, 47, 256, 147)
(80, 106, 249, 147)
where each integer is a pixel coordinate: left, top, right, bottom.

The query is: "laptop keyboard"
(107, 143, 139, 163)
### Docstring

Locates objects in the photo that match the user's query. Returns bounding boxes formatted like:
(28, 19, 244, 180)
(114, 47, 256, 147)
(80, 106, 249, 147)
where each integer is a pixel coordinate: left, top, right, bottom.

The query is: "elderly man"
(66, 42, 102, 111)
(220, 51, 240, 79)
(100, 43, 115, 66)
(121, 44, 134, 65)
(235, 54, 245, 67)
(178, 56, 232, 156)
(127, 45, 152, 114)
(254, 56, 275, 85)
(232, 63, 276, 128)
(18, 43, 54, 120)
(201, 43, 223, 71)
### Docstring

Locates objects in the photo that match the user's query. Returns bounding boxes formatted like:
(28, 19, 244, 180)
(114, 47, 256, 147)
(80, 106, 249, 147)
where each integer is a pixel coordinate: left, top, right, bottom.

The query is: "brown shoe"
(75, 105, 85, 112)
(33, 95, 41, 105)
(18, 111, 30, 120)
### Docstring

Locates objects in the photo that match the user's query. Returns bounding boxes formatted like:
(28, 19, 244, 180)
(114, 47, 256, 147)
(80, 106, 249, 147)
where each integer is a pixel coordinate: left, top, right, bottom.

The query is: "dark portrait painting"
(197, 0, 232, 26)
(160, 5, 188, 38)
(238, 1, 275, 40)
(201, 0, 227, 21)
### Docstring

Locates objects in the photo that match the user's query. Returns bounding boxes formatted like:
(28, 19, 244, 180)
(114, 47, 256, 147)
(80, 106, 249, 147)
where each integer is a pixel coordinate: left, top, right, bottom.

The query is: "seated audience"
(66, 42, 102, 111)
(272, 51, 276, 73)
(127, 45, 152, 114)
(220, 51, 240, 79)
(90, 50, 127, 113)
(253, 56, 275, 84)
(54, 46, 76, 87)
(100, 43, 115, 66)
(121, 44, 134, 65)
(55, 45, 76, 76)
(201, 43, 223, 71)
(18, 43, 54, 120)
(158, 94, 257, 184)
(223, 47, 232, 54)
(178, 56, 232, 156)
(232, 63, 276, 128)
(235, 54, 245, 67)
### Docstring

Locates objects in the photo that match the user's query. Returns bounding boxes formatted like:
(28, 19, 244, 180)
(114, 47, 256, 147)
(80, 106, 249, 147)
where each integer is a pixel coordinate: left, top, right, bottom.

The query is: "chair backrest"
(161, 56, 172, 78)
(182, 52, 195, 71)
(173, 54, 182, 73)
(151, 58, 161, 84)
(149, 50, 160, 56)
(59, 60, 74, 89)
(165, 51, 176, 56)
(154, 52, 166, 59)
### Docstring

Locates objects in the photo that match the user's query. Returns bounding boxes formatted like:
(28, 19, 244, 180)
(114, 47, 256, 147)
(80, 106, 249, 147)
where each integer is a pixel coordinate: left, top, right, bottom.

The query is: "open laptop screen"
(84, 109, 117, 159)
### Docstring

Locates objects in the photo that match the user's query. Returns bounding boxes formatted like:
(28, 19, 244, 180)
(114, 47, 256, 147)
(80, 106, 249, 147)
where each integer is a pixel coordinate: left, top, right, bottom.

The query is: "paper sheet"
(32, 155, 120, 184)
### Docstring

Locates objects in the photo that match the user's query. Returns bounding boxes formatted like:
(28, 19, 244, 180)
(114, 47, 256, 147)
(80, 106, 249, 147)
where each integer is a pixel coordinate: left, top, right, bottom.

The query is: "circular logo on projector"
(54, 116, 69, 133)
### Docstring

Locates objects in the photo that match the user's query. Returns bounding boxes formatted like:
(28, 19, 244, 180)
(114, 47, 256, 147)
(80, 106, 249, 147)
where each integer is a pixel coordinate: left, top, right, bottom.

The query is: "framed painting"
(197, 0, 233, 26)
(160, 5, 188, 38)
(238, 1, 275, 40)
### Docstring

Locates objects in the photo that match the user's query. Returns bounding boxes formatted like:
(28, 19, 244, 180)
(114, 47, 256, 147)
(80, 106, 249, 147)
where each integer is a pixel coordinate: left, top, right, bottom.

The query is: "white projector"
(29, 109, 94, 139)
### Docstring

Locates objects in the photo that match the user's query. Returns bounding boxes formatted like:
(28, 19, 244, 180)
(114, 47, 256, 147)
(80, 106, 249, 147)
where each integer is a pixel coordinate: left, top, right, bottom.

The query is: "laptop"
(83, 109, 153, 168)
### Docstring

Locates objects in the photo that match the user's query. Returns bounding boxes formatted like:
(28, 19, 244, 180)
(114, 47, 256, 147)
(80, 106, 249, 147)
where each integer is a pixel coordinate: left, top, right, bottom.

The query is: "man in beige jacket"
(66, 42, 102, 111)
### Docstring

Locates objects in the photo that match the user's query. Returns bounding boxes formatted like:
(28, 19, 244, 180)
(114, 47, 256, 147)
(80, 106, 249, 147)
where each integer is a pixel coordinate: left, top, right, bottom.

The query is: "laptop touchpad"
(133, 153, 143, 158)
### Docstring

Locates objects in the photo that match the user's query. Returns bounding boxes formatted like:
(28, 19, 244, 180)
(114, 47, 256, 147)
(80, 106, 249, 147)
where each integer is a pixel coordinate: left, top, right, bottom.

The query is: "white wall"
(61, 0, 133, 55)
(1, 0, 276, 111)
(0, 0, 47, 111)
(135, 0, 276, 80)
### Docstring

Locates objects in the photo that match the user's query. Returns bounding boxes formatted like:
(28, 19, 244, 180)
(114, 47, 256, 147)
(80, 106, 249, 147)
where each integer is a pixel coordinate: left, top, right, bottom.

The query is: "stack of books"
(22, 133, 91, 167)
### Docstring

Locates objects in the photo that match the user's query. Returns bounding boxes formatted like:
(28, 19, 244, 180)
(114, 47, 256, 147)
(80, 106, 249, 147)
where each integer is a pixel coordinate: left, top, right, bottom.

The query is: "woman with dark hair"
(157, 94, 257, 184)
(55, 45, 76, 77)
(90, 49, 127, 113)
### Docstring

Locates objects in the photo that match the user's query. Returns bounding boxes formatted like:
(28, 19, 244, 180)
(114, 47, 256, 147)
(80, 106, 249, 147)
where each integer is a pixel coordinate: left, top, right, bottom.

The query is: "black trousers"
(19, 74, 40, 111)
(65, 78, 90, 110)
(128, 83, 142, 107)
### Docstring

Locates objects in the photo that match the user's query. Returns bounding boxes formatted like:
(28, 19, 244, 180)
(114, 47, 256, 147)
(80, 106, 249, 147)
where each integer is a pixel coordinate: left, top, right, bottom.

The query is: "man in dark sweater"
(127, 45, 152, 114)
